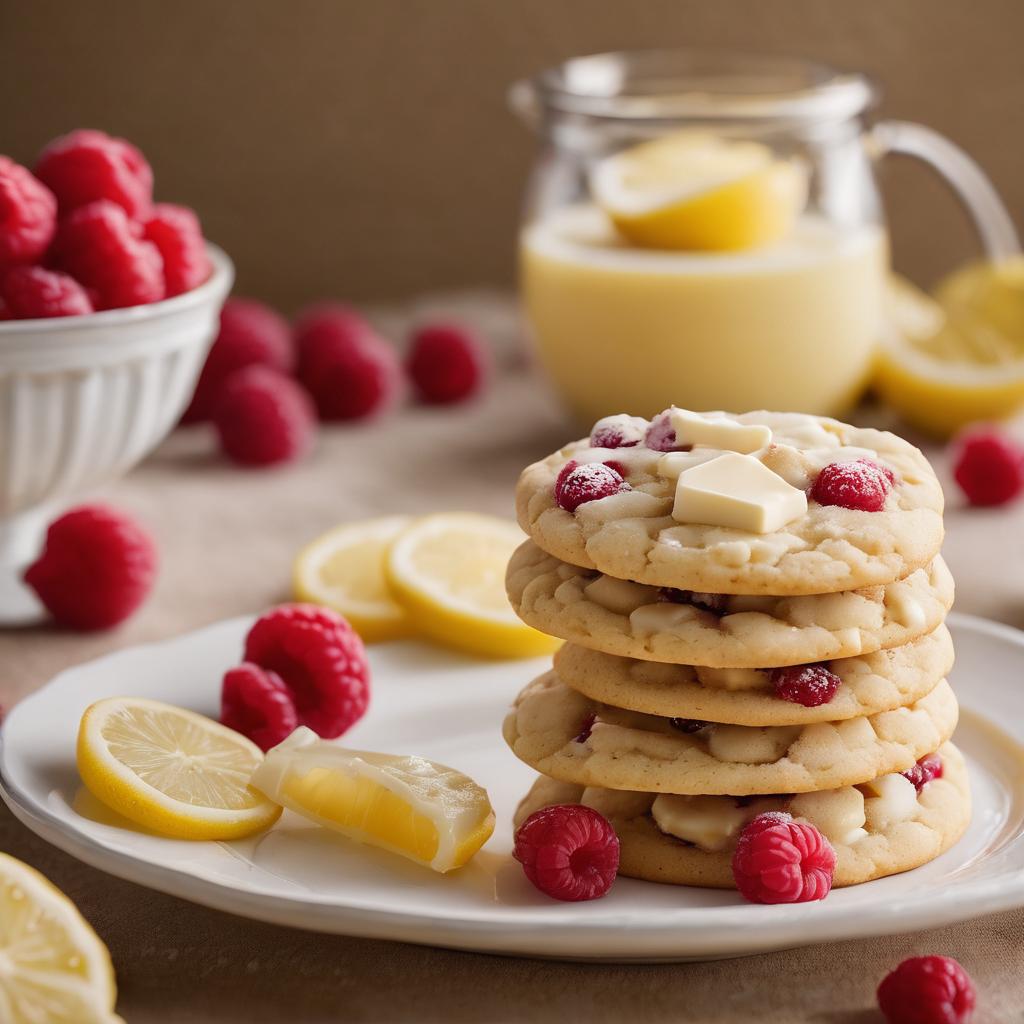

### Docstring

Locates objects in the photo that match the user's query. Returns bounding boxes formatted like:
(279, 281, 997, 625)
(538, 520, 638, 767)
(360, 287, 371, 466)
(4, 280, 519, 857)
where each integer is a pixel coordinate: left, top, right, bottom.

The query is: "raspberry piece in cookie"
(554, 461, 628, 512)
(1, 266, 93, 319)
(142, 203, 210, 296)
(0, 156, 57, 270)
(590, 414, 646, 449)
(877, 955, 975, 1024)
(513, 804, 620, 901)
(901, 752, 944, 792)
(951, 428, 1024, 506)
(644, 409, 685, 452)
(732, 814, 836, 904)
(244, 603, 370, 738)
(810, 458, 895, 511)
(221, 662, 299, 751)
(770, 664, 841, 708)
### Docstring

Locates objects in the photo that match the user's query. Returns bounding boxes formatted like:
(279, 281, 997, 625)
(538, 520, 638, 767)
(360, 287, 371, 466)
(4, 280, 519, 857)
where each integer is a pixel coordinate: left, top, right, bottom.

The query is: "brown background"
(2, 0, 1022, 310)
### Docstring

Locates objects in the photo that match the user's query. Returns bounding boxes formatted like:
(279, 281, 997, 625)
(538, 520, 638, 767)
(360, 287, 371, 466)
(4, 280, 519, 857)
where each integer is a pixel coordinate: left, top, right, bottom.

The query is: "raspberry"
(34, 129, 153, 219)
(23, 504, 158, 630)
(182, 297, 294, 423)
(657, 588, 727, 615)
(406, 322, 486, 404)
(877, 956, 976, 1024)
(221, 662, 299, 752)
(244, 603, 370, 738)
(590, 414, 646, 449)
(770, 664, 841, 707)
(810, 458, 894, 512)
(731, 814, 836, 904)
(293, 302, 374, 378)
(214, 365, 316, 467)
(554, 461, 628, 512)
(54, 200, 164, 310)
(644, 410, 692, 452)
(951, 429, 1024, 506)
(300, 329, 403, 421)
(669, 718, 709, 733)
(0, 157, 57, 271)
(901, 752, 944, 792)
(1, 266, 93, 319)
(513, 804, 620, 901)
(142, 203, 210, 297)
(573, 712, 596, 743)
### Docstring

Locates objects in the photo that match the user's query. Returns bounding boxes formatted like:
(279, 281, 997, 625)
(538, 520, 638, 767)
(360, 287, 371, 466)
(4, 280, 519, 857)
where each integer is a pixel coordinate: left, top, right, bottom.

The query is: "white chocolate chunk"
(656, 449, 720, 481)
(862, 773, 919, 831)
(673, 453, 808, 533)
(790, 787, 866, 846)
(695, 666, 767, 692)
(670, 409, 773, 454)
(707, 724, 801, 764)
(629, 602, 700, 635)
(583, 575, 654, 615)
(651, 794, 779, 852)
(886, 585, 928, 632)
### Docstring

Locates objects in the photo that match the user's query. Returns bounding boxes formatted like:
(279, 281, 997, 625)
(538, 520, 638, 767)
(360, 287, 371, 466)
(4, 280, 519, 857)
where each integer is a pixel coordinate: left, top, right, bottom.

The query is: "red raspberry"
(554, 461, 628, 512)
(406, 322, 486, 404)
(644, 409, 693, 452)
(244, 603, 370, 738)
(901, 752, 944, 792)
(1, 266, 93, 319)
(221, 662, 299, 752)
(182, 297, 294, 423)
(214, 365, 316, 467)
(669, 718, 710, 733)
(877, 956, 976, 1024)
(573, 712, 597, 743)
(142, 203, 210, 297)
(513, 804, 620, 901)
(810, 458, 895, 512)
(23, 504, 158, 630)
(293, 302, 374, 378)
(34, 129, 153, 219)
(54, 200, 164, 310)
(731, 814, 836, 904)
(300, 328, 402, 421)
(590, 414, 645, 449)
(0, 157, 57, 271)
(951, 429, 1024, 507)
(770, 664, 842, 708)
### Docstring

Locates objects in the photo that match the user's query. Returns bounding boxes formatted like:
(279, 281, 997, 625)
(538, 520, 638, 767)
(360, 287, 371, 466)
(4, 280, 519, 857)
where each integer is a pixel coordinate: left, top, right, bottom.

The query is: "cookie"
(506, 541, 954, 668)
(516, 410, 944, 596)
(553, 625, 954, 726)
(503, 671, 958, 795)
(514, 742, 970, 888)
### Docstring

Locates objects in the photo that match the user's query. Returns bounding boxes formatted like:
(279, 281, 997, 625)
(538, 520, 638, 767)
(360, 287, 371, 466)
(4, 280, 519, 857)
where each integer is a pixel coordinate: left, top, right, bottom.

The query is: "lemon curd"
(521, 204, 888, 423)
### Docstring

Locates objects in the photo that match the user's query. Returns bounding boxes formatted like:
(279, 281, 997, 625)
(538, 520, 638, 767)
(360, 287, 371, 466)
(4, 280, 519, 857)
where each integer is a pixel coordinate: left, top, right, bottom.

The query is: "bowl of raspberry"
(0, 130, 233, 620)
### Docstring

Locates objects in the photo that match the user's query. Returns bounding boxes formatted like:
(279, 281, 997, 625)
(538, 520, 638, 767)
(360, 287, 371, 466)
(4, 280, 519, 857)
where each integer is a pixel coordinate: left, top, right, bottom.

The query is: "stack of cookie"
(503, 408, 970, 890)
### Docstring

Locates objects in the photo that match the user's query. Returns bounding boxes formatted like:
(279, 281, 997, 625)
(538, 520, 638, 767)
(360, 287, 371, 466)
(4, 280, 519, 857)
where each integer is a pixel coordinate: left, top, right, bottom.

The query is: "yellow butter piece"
(673, 452, 808, 532)
(670, 409, 772, 453)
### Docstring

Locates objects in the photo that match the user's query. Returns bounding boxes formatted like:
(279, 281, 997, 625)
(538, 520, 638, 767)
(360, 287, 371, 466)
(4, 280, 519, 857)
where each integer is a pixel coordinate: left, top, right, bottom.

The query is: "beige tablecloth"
(2, 295, 1022, 1022)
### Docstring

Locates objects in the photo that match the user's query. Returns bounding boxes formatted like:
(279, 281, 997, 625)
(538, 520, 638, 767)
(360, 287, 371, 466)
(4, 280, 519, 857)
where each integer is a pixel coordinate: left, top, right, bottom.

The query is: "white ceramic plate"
(2, 613, 1023, 962)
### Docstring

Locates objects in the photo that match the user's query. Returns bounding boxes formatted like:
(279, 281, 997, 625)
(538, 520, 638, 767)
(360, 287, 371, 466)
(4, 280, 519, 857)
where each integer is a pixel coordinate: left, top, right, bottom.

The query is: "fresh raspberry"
(54, 200, 164, 310)
(877, 956, 976, 1024)
(23, 504, 158, 630)
(301, 331, 402, 421)
(731, 814, 836, 904)
(142, 203, 210, 297)
(951, 429, 1024, 507)
(182, 297, 294, 423)
(221, 662, 299, 752)
(0, 156, 57, 271)
(770, 664, 842, 708)
(669, 718, 709, 733)
(34, 129, 153, 219)
(513, 804, 620, 901)
(293, 302, 374, 378)
(554, 461, 628, 512)
(214, 365, 316, 467)
(1, 266, 93, 319)
(810, 458, 895, 512)
(901, 752, 944, 792)
(406, 322, 486, 404)
(736, 810, 793, 837)
(602, 460, 627, 477)
(590, 414, 646, 449)
(244, 603, 370, 738)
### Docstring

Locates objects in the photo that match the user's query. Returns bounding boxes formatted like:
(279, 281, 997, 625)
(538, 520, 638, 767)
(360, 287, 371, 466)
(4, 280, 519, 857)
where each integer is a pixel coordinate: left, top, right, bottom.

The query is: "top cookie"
(516, 409, 944, 595)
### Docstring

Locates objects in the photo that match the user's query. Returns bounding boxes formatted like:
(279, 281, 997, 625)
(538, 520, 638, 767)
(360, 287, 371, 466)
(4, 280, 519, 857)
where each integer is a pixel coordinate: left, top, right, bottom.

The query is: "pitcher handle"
(869, 120, 1020, 262)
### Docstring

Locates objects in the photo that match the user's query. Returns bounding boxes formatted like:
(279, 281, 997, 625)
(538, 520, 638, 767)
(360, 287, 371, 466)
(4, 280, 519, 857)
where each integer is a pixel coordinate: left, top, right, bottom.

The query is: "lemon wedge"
(590, 131, 806, 251)
(251, 727, 495, 872)
(77, 697, 282, 840)
(293, 516, 412, 642)
(0, 852, 121, 1024)
(875, 271, 1024, 438)
(935, 256, 1024, 340)
(384, 513, 560, 658)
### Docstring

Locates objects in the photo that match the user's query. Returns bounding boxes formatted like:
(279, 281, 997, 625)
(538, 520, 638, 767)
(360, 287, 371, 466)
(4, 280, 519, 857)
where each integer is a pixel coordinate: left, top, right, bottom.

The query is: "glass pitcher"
(511, 50, 1019, 423)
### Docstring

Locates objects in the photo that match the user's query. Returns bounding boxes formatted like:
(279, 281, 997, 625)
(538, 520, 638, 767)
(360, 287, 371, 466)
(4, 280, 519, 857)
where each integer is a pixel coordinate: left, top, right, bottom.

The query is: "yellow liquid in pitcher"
(521, 205, 888, 423)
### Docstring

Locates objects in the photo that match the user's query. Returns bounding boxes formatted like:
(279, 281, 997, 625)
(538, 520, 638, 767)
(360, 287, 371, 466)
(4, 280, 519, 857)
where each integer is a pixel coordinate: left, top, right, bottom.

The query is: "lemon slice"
(875, 271, 1024, 438)
(590, 131, 806, 251)
(384, 513, 560, 658)
(935, 256, 1024, 340)
(293, 516, 412, 642)
(77, 697, 282, 840)
(251, 727, 495, 872)
(0, 852, 120, 1024)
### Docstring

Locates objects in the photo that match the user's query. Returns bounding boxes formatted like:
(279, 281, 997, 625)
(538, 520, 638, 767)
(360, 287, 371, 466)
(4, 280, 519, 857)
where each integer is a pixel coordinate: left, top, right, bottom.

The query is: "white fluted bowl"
(0, 245, 233, 618)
